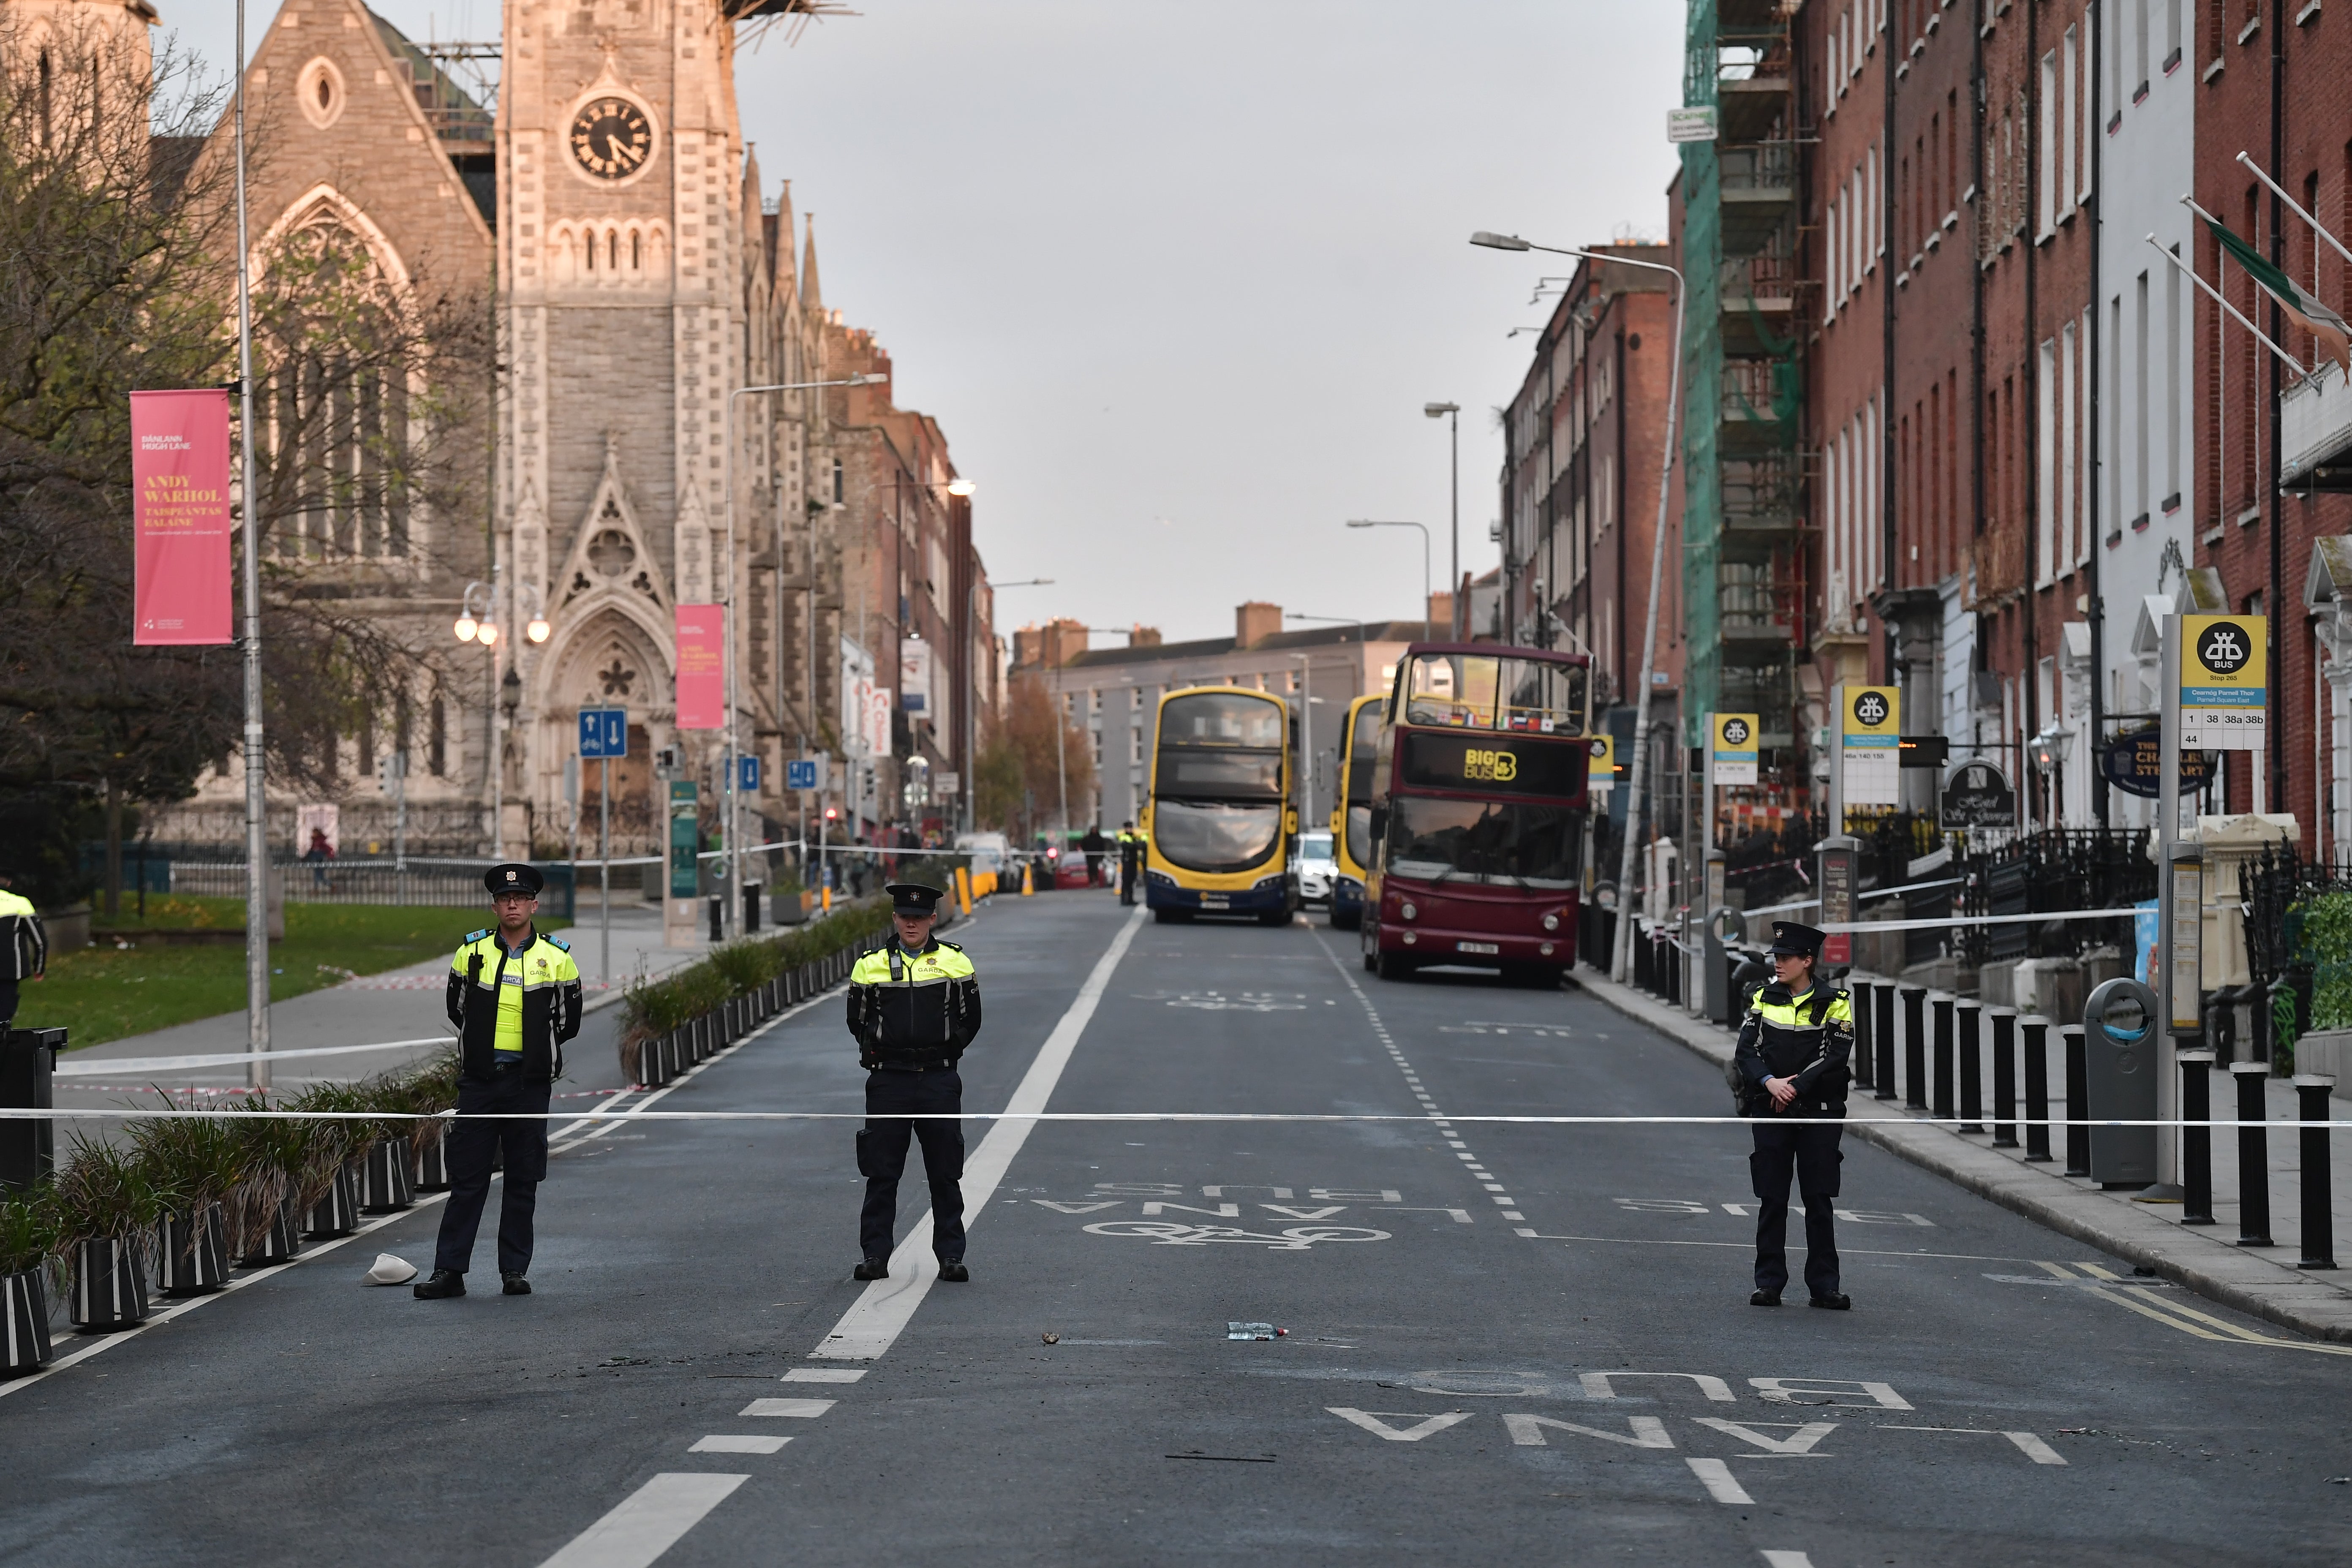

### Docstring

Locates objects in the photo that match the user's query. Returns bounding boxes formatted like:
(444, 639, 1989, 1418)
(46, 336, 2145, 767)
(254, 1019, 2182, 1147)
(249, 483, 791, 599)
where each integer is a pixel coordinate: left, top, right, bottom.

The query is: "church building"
(131, 0, 992, 868)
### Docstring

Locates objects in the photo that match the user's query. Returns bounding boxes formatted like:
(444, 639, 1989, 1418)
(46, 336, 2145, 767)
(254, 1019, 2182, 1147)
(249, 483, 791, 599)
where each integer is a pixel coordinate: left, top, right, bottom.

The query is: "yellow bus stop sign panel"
(2180, 614, 2265, 751)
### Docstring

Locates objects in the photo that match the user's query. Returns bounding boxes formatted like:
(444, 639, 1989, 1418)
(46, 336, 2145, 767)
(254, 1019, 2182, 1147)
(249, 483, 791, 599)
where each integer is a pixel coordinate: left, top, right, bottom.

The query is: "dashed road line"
(1314, 933, 1525, 1223)
(535, 1474, 749, 1568)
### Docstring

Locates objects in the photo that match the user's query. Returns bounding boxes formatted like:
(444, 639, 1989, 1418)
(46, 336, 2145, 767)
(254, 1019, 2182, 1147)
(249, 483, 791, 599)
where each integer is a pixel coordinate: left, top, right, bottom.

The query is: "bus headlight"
(1542, 912, 1560, 931)
(1402, 929, 1418, 946)
(1400, 902, 1417, 921)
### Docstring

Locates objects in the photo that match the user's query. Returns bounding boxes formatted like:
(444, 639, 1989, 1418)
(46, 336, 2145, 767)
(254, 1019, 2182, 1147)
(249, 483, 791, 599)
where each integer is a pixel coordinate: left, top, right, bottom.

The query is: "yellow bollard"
(955, 865, 973, 915)
(822, 885, 832, 914)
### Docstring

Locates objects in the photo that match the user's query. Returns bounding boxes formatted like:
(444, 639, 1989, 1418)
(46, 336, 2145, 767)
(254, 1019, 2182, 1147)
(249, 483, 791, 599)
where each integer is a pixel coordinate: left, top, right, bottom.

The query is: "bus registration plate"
(1456, 940, 1499, 955)
(1199, 895, 1230, 909)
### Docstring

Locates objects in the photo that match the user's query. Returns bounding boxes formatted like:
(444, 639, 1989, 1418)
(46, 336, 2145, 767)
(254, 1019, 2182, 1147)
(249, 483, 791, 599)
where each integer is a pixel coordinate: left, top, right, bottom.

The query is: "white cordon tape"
(1819, 906, 2137, 934)
(0, 1107, 2302, 1130)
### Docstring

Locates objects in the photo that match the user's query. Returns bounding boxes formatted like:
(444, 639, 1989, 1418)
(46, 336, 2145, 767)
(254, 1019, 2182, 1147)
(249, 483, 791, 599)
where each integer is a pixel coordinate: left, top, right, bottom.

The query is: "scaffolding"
(1680, 0, 1803, 751)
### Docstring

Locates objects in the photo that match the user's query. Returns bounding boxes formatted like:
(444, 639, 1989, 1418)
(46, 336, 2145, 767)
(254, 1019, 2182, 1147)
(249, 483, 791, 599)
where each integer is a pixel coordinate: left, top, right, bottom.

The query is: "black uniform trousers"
(0, 980, 16, 1028)
(433, 1064, 551, 1276)
(1749, 1120, 1843, 1298)
(858, 1067, 966, 1263)
(1118, 849, 1139, 905)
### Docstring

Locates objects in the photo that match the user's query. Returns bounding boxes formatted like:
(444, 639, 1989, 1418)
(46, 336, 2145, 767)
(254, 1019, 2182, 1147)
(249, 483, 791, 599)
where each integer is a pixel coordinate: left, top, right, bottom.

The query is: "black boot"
(852, 1256, 889, 1281)
(1749, 1288, 1781, 1307)
(413, 1269, 466, 1300)
(938, 1260, 969, 1283)
(502, 1273, 532, 1296)
(1808, 1292, 1851, 1310)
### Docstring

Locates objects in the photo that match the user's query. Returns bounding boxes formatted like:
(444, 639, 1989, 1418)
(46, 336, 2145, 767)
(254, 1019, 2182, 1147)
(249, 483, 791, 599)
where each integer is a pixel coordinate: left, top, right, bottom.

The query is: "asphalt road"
(3, 892, 2349, 1565)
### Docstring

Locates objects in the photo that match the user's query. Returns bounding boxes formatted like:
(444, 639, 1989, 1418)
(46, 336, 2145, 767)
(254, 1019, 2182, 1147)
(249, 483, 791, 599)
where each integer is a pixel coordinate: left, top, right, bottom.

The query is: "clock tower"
(498, 0, 750, 904)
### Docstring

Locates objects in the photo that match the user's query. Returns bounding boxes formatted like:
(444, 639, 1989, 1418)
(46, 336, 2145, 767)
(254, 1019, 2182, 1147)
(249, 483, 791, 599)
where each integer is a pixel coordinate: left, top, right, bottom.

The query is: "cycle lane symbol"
(1083, 1220, 1392, 1249)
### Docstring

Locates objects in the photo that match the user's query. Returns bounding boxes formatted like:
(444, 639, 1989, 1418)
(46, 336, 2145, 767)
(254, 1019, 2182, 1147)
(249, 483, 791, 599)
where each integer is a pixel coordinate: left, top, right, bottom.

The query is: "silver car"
(1296, 829, 1336, 906)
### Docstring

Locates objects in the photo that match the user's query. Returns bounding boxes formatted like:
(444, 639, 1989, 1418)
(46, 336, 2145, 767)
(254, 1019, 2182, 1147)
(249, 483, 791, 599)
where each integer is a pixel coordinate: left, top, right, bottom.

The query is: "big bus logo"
(2197, 621, 2251, 676)
(1463, 748, 1518, 782)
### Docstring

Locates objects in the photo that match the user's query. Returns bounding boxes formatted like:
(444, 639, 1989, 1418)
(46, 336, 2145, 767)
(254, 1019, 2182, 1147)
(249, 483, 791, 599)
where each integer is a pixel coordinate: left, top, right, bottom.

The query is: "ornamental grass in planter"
(0, 1193, 55, 1375)
(395, 1050, 461, 1191)
(128, 1102, 240, 1297)
(222, 1095, 314, 1265)
(50, 1138, 157, 1332)
(616, 899, 891, 1079)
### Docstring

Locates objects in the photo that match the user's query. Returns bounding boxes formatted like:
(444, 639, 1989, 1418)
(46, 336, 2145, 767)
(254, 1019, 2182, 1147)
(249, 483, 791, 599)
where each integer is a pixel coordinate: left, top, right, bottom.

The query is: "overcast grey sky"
(171, 1, 1682, 647)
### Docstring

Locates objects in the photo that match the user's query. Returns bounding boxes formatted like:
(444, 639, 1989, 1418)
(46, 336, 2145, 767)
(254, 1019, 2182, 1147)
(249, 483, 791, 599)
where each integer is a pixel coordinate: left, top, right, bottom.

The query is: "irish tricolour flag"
(2205, 212, 2352, 382)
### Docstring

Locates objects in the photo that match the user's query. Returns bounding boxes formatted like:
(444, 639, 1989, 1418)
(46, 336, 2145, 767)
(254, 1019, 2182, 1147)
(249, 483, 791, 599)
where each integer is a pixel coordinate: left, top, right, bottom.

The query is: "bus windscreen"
(1384, 798, 1582, 889)
(1344, 703, 1380, 868)
(1153, 800, 1282, 874)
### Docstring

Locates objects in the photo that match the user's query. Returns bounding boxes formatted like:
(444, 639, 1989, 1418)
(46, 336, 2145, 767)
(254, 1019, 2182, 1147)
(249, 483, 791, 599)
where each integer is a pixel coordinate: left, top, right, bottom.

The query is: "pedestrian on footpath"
(0, 874, 47, 1029)
(1731, 921, 1853, 1310)
(415, 863, 582, 1301)
(847, 882, 981, 1283)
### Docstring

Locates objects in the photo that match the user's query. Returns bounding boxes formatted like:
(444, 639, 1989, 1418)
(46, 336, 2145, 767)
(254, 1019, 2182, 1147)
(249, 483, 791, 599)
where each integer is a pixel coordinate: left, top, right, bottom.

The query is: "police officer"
(415, 863, 582, 1300)
(1731, 921, 1854, 1310)
(847, 882, 981, 1282)
(0, 874, 46, 1029)
(1115, 821, 1142, 906)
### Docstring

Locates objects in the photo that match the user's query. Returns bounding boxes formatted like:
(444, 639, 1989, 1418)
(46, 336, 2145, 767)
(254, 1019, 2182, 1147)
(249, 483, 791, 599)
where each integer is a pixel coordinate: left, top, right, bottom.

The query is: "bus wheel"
(1501, 963, 1559, 989)
(1375, 950, 1414, 982)
(1329, 906, 1360, 932)
(1153, 907, 1188, 925)
(1257, 906, 1290, 927)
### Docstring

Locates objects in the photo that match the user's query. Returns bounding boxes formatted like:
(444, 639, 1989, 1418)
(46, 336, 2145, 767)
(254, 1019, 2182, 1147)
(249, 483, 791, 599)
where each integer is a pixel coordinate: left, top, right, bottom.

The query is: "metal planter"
(155, 1203, 229, 1297)
(412, 1136, 451, 1193)
(239, 1196, 303, 1266)
(303, 1162, 361, 1239)
(361, 1139, 415, 1212)
(70, 1237, 148, 1331)
(2, 1268, 51, 1376)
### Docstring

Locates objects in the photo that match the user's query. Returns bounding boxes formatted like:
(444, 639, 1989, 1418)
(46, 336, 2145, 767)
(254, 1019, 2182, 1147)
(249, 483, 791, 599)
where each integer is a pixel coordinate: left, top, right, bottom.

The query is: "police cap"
(887, 882, 946, 917)
(1767, 920, 1826, 959)
(486, 863, 545, 898)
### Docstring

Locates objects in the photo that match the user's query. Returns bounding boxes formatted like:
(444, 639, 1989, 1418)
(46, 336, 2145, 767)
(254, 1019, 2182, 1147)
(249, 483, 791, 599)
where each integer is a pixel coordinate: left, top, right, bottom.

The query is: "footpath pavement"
(49, 906, 705, 1124)
(1574, 966, 2352, 1344)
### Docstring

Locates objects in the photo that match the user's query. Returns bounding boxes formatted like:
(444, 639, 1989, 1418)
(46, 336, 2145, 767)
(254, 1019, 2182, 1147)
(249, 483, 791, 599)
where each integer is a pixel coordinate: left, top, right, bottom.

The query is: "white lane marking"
(1580, 1371, 1735, 1402)
(2004, 1431, 2070, 1465)
(739, 1398, 835, 1418)
(1760, 1554, 1819, 1568)
(1752, 1378, 1912, 1410)
(1694, 1418, 1839, 1455)
(688, 1435, 791, 1454)
(1327, 1408, 1475, 1442)
(811, 905, 1147, 1361)
(537, 1474, 750, 1568)
(1503, 1414, 1674, 1449)
(782, 1367, 864, 1383)
(1687, 1456, 1756, 1505)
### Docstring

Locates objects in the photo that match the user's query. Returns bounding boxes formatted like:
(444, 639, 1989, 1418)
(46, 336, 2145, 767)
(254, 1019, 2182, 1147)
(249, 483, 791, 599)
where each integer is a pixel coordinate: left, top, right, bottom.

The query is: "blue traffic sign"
(578, 708, 628, 759)
(738, 754, 761, 792)
(785, 758, 819, 791)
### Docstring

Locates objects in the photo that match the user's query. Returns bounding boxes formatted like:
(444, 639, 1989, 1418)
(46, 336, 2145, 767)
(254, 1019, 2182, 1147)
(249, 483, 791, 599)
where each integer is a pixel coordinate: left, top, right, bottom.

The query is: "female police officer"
(1731, 921, 1854, 1310)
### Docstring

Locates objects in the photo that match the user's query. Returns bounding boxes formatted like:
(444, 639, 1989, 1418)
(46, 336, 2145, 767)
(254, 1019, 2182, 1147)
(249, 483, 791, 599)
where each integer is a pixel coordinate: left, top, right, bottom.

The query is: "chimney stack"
(1235, 601, 1282, 650)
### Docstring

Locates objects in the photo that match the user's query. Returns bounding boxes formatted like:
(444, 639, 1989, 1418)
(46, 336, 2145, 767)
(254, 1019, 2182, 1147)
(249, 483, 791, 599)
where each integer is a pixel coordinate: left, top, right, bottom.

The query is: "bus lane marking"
(1879, 1426, 2070, 1465)
(1692, 1418, 1839, 1456)
(1685, 1457, 1755, 1504)
(1504, 1414, 1674, 1448)
(1326, 1409, 1477, 1442)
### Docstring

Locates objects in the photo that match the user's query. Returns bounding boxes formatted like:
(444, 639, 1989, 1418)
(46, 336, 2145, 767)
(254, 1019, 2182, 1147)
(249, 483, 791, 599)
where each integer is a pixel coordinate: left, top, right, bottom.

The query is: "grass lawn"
(26, 896, 571, 1050)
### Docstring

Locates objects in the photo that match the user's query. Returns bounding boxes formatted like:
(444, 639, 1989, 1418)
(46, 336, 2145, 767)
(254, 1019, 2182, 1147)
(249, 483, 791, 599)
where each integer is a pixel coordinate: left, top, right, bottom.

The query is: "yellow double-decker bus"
(1142, 685, 1298, 925)
(1326, 693, 1383, 930)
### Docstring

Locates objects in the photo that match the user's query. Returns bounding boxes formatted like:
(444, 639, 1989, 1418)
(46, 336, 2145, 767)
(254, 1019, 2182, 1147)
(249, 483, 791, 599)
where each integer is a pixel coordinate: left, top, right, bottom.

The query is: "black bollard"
(1875, 984, 1897, 1101)
(2062, 1026, 2090, 1177)
(1902, 987, 1928, 1110)
(1990, 1007, 2019, 1147)
(2295, 1074, 2337, 1270)
(1931, 994, 1957, 1120)
(2022, 1018, 2053, 1162)
(1851, 980, 1876, 1092)
(2232, 1062, 2274, 1247)
(708, 894, 723, 943)
(2178, 1049, 2215, 1225)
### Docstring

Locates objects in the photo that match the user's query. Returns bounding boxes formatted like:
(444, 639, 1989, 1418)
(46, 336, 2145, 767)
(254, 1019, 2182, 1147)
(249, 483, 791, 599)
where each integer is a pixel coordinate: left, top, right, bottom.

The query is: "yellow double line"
(2037, 1261, 2352, 1356)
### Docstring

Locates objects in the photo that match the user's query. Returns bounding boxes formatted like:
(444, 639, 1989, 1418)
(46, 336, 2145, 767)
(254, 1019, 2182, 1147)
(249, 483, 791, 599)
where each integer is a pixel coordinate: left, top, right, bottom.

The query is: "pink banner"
(131, 389, 234, 645)
(675, 603, 724, 729)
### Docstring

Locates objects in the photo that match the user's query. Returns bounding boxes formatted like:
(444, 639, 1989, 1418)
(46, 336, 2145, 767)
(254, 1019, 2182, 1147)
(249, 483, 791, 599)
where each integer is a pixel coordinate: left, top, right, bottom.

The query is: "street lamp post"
(1424, 403, 1461, 639)
(721, 373, 884, 940)
(453, 577, 503, 856)
(231, 0, 271, 1084)
(1472, 230, 1685, 987)
(1344, 519, 1432, 629)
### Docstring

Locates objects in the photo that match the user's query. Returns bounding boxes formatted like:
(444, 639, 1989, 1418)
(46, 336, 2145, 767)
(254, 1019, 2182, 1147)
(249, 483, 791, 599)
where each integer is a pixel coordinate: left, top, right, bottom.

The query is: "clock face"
(570, 97, 653, 180)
